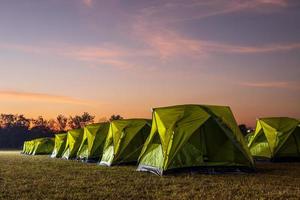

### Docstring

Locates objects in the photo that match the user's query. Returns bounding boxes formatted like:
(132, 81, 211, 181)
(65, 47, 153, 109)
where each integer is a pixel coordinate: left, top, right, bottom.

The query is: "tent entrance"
(250, 130, 272, 159)
(275, 127, 300, 160)
(168, 117, 248, 170)
(137, 130, 164, 170)
(115, 126, 150, 164)
(77, 139, 89, 159)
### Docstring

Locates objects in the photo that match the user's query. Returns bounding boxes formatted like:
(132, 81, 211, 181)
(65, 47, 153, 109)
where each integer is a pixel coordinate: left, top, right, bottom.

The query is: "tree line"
(0, 113, 123, 149)
(0, 112, 250, 149)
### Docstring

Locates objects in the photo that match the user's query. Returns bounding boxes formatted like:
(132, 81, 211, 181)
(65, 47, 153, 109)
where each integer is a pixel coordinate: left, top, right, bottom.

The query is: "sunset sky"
(0, 0, 299, 126)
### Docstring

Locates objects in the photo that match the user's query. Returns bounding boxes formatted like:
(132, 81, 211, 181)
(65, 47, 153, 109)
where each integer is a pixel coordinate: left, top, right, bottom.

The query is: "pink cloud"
(65, 46, 125, 61)
(0, 42, 142, 70)
(137, 0, 290, 23)
(0, 90, 90, 105)
(2, 36, 300, 67)
(82, 0, 93, 7)
(240, 81, 300, 90)
(133, 22, 300, 60)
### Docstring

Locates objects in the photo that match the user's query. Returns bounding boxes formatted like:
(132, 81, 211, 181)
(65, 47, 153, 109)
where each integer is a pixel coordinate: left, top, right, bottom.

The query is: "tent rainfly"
(25, 141, 35, 154)
(77, 122, 110, 162)
(31, 138, 55, 155)
(62, 128, 84, 159)
(99, 119, 151, 166)
(51, 133, 68, 158)
(248, 117, 300, 161)
(137, 104, 254, 175)
(22, 141, 28, 154)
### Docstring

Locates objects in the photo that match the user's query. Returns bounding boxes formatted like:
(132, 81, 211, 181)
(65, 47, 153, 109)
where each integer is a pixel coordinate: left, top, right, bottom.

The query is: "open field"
(1, 151, 300, 199)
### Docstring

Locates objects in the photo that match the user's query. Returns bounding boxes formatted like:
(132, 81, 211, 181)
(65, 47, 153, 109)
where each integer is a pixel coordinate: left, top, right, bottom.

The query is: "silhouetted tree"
(109, 114, 123, 121)
(16, 115, 30, 129)
(0, 113, 97, 149)
(0, 114, 16, 128)
(68, 112, 95, 129)
(0, 114, 31, 149)
(31, 116, 48, 127)
(47, 119, 60, 133)
(239, 124, 248, 136)
(30, 116, 53, 137)
(56, 114, 68, 132)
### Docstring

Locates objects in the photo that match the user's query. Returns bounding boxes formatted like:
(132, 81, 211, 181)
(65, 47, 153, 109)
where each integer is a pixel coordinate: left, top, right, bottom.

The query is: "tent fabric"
(248, 117, 300, 160)
(62, 128, 84, 159)
(31, 138, 55, 155)
(51, 133, 67, 158)
(99, 119, 151, 166)
(137, 104, 254, 175)
(22, 138, 54, 155)
(77, 122, 110, 161)
(22, 141, 29, 154)
(25, 141, 35, 154)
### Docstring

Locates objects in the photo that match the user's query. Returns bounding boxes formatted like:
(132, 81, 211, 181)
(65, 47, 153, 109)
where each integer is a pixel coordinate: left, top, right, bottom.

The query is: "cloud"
(82, 0, 93, 7)
(137, 0, 291, 23)
(240, 81, 300, 90)
(0, 42, 143, 70)
(130, 0, 299, 60)
(132, 23, 300, 60)
(0, 90, 91, 105)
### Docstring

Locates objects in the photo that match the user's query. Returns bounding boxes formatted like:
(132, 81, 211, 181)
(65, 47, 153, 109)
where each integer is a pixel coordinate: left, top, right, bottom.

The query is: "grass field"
(1, 151, 300, 200)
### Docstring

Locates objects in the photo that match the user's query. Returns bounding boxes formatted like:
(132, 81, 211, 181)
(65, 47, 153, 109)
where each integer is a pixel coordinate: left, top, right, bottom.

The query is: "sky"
(0, 0, 299, 126)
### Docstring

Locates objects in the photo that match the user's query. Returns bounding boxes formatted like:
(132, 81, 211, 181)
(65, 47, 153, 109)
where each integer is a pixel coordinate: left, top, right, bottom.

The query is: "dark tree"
(47, 119, 59, 133)
(239, 124, 248, 136)
(81, 112, 95, 126)
(56, 114, 68, 132)
(0, 114, 17, 128)
(0, 113, 96, 149)
(109, 114, 123, 121)
(31, 116, 48, 127)
(0, 114, 31, 149)
(16, 115, 30, 129)
(68, 112, 95, 129)
(30, 116, 54, 138)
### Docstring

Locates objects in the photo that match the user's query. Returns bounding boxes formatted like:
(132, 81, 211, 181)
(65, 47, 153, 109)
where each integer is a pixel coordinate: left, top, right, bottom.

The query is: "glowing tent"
(30, 138, 55, 155)
(137, 104, 254, 175)
(62, 128, 84, 159)
(51, 133, 67, 158)
(248, 117, 300, 161)
(77, 123, 110, 162)
(99, 119, 151, 166)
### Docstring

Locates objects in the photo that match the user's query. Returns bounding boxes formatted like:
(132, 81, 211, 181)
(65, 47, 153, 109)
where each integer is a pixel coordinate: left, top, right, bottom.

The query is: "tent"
(62, 128, 84, 159)
(25, 140, 35, 155)
(248, 117, 300, 161)
(51, 133, 67, 158)
(29, 141, 36, 155)
(137, 104, 254, 175)
(245, 132, 255, 144)
(99, 119, 151, 166)
(77, 122, 110, 162)
(21, 141, 27, 154)
(31, 137, 55, 155)
(25, 141, 33, 154)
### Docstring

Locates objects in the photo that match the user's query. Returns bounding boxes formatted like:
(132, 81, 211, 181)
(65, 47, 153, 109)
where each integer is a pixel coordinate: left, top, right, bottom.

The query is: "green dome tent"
(137, 104, 254, 175)
(31, 138, 55, 155)
(22, 141, 28, 154)
(26, 141, 34, 154)
(62, 128, 84, 159)
(25, 140, 36, 155)
(99, 119, 151, 166)
(29, 141, 36, 155)
(51, 133, 67, 158)
(77, 123, 110, 162)
(248, 117, 300, 161)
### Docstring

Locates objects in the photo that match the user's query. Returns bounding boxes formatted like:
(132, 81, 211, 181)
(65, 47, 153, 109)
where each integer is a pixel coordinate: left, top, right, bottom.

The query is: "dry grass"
(0, 151, 300, 200)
